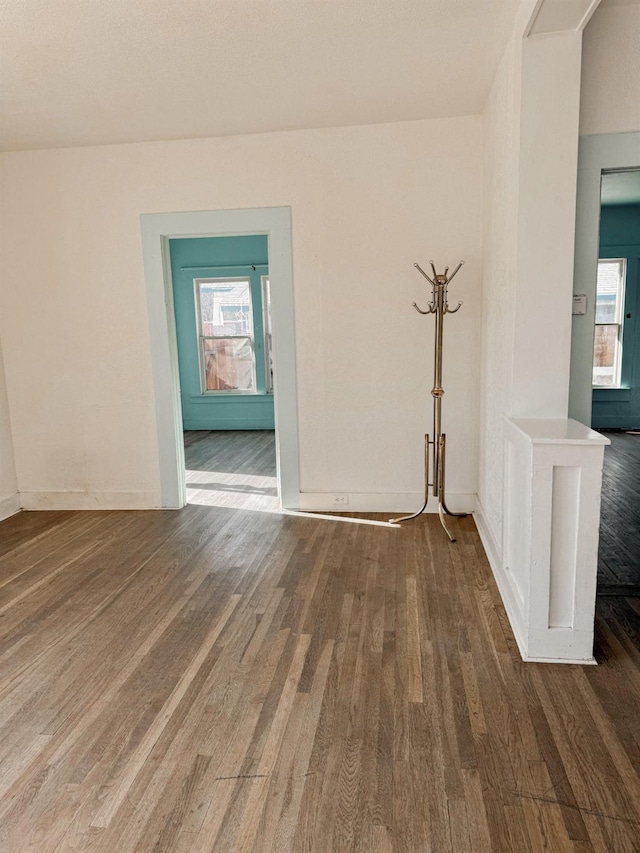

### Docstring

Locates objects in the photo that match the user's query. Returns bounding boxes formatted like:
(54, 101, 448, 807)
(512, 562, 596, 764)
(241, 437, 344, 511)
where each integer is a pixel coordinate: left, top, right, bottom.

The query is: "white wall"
(0, 117, 482, 510)
(580, 2, 640, 136)
(0, 337, 18, 519)
(0, 166, 19, 520)
(478, 13, 584, 550)
(479, 36, 522, 542)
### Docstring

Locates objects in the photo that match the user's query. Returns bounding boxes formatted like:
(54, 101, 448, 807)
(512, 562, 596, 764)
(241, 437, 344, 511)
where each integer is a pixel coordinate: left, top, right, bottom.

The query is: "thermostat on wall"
(572, 294, 587, 315)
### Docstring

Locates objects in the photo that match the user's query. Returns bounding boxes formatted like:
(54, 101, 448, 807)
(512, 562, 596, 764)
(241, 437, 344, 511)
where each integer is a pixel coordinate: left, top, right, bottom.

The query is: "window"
(261, 276, 273, 393)
(593, 259, 626, 387)
(195, 279, 256, 392)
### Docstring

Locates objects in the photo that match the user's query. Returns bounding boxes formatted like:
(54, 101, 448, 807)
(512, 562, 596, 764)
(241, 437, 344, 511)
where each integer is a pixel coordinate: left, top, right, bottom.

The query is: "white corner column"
(498, 418, 609, 663)
(475, 2, 608, 665)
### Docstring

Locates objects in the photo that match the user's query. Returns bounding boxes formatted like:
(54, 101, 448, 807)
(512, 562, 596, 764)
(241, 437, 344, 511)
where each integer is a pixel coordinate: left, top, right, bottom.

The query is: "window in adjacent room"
(195, 278, 256, 392)
(592, 258, 627, 387)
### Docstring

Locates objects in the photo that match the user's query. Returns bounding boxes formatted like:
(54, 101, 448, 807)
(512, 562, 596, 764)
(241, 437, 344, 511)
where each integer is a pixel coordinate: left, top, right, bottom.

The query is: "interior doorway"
(168, 233, 278, 508)
(570, 153, 640, 595)
(140, 206, 300, 511)
(590, 169, 640, 594)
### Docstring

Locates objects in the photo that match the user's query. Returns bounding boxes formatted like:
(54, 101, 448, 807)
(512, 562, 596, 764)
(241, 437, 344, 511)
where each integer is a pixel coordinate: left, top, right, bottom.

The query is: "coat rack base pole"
(389, 434, 430, 525)
(388, 433, 468, 540)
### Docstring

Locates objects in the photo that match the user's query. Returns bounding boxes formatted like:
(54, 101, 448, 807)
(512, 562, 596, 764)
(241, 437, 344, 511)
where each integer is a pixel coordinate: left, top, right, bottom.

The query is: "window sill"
(188, 392, 273, 403)
(592, 387, 632, 402)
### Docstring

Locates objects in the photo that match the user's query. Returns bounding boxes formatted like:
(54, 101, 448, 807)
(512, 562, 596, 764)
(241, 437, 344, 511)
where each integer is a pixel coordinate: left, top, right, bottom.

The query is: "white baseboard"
(472, 499, 501, 576)
(19, 490, 161, 511)
(473, 498, 529, 662)
(0, 492, 21, 522)
(296, 491, 477, 514)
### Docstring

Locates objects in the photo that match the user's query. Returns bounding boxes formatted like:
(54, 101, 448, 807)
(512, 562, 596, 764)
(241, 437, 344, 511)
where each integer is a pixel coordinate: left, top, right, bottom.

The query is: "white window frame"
(261, 275, 273, 394)
(592, 257, 627, 388)
(194, 276, 257, 395)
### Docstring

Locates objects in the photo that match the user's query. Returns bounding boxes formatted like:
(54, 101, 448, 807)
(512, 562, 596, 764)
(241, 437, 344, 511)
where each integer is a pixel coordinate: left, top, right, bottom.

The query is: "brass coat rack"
(390, 260, 468, 542)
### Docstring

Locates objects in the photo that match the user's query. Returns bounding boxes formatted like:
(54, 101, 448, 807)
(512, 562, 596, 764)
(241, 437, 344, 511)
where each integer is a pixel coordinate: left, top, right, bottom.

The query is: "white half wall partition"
(140, 206, 300, 509)
(477, 418, 609, 663)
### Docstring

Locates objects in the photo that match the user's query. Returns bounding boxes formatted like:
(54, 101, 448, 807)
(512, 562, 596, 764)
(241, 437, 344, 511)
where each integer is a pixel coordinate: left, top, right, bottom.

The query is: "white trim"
(140, 207, 300, 509)
(525, 0, 601, 38)
(569, 132, 640, 425)
(19, 491, 160, 510)
(298, 492, 477, 514)
(0, 493, 20, 521)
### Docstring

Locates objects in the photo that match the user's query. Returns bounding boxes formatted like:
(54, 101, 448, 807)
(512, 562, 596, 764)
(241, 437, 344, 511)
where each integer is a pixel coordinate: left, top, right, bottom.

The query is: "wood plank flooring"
(0, 431, 639, 851)
(598, 431, 640, 594)
(184, 430, 278, 513)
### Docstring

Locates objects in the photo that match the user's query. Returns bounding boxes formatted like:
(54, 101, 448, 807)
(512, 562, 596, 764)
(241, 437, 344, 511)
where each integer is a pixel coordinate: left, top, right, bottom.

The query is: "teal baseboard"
(591, 419, 640, 430)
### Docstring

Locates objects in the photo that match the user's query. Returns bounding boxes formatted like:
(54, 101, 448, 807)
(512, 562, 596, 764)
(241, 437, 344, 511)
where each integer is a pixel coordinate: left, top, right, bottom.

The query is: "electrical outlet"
(332, 494, 349, 506)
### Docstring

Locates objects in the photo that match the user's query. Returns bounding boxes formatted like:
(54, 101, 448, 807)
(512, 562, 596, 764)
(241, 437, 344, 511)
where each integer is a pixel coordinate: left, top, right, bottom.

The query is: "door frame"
(140, 206, 300, 508)
(569, 131, 640, 426)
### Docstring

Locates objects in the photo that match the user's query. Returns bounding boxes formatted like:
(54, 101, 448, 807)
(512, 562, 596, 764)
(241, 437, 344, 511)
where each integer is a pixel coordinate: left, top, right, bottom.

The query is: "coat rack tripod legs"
(390, 260, 468, 542)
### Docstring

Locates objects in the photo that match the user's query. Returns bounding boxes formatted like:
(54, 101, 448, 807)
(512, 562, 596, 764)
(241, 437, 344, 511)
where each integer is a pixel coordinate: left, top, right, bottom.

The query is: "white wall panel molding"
(497, 416, 609, 663)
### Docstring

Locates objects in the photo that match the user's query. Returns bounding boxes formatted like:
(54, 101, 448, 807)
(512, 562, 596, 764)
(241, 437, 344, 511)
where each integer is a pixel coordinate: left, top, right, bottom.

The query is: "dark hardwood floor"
(598, 431, 640, 595)
(0, 431, 639, 851)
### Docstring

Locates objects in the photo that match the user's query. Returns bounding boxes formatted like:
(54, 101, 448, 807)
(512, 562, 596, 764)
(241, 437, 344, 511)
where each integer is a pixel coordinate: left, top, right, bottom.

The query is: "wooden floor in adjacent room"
(1, 431, 640, 852)
(598, 430, 640, 595)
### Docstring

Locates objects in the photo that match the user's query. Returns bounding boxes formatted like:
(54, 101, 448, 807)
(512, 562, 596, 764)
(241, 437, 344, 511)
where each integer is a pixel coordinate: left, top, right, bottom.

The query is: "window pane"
(595, 260, 624, 323)
(198, 281, 253, 337)
(593, 324, 619, 386)
(262, 276, 273, 393)
(203, 338, 255, 391)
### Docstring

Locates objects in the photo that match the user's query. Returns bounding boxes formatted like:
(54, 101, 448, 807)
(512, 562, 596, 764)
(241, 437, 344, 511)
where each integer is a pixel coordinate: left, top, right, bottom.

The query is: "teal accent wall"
(169, 235, 275, 430)
(592, 204, 640, 429)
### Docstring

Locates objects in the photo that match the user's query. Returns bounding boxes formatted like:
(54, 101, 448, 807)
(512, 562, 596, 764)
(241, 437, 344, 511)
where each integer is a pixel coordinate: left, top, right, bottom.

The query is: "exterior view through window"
(195, 279, 255, 392)
(593, 258, 626, 387)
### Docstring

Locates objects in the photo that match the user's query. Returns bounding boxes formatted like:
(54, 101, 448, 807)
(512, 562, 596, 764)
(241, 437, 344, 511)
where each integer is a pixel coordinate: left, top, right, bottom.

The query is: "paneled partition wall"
(477, 418, 609, 663)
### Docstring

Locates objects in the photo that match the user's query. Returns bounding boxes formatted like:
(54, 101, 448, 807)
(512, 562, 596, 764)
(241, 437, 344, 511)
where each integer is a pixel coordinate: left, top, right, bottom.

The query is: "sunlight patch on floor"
(186, 469, 279, 512)
(185, 469, 397, 527)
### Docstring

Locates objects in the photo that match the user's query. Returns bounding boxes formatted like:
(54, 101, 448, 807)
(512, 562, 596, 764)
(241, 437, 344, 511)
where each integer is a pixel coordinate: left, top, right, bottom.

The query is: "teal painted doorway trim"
(169, 235, 275, 430)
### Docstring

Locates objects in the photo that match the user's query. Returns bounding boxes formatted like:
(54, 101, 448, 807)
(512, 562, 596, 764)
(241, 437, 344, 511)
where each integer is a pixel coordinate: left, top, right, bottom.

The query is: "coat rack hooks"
(390, 259, 468, 541)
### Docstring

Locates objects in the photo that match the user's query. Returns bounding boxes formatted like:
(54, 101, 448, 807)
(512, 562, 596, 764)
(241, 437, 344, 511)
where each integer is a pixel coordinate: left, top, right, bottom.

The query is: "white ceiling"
(601, 171, 640, 205)
(0, 0, 520, 152)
